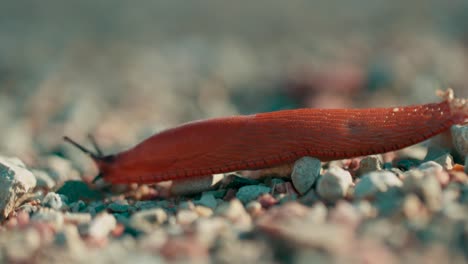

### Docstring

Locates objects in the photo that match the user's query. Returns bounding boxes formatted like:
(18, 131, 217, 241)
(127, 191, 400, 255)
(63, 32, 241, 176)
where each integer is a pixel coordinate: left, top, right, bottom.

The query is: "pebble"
(316, 166, 353, 202)
(139, 229, 168, 251)
(403, 169, 442, 211)
(216, 199, 252, 231)
(134, 200, 166, 210)
(195, 192, 218, 209)
(176, 209, 199, 225)
(88, 213, 117, 239)
(0, 156, 37, 220)
(54, 224, 85, 255)
(70, 200, 86, 212)
(31, 209, 64, 230)
(56, 180, 103, 203)
(236, 185, 271, 204)
(465, 156, 468, 174)
(32, 169, 56, 189)
(291, 157, 322, 195)
(451, 125, 468, 156)
(170, 174, 224, 196)
(107, 201, 131, 213)
(305, 202, 327, 223)
(354, 171, 402, 199)
(432, 153, 454, 170)
(42, 192, 64, 210)
(299, 188, 320, 205)
(63, 212, 92, 225)
(245, 201, 263, 217)
(358, 155, 383, 175)
(130, 208, 168, 233)
(194, 206, 214, 217)
(329, 201, 361, 229)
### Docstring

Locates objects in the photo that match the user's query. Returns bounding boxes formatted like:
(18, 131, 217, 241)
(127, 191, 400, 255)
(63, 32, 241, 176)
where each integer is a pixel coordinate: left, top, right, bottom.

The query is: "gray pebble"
(108, 201, 131, 213)
(42, 192, 64, 210)
(0, 156, 36, 220)
(195, 192, 218, 209)
(354, 171, 402, 199)
(451, 125, 468, 156)
(316, 166, 353, 202)
(70, 200, 86, 212)
(291, 157, 322, 195)
(432, 153, 454, 170)
(236, 185, 271, 204)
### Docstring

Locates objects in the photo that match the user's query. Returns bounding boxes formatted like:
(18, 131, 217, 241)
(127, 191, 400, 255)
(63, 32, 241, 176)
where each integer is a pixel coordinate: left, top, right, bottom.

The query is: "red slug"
(65, 89, 467, 184)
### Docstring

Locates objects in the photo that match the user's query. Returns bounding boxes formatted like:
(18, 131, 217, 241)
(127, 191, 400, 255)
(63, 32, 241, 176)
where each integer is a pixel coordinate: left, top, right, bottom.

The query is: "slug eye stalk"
(63, 136, 102, 160)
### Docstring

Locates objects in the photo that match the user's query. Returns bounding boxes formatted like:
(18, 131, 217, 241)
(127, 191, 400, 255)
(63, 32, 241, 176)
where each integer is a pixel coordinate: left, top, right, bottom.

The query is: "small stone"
(236, 185, 271, 204)
(194, 206, 213, 217)
(32, 169, 56, 189)
(305, 202, 327, 223)
(31, 209, 64, 230)
(134, 200, 164, 210)
(418, 161, 444, 173)
(130, 208, 168, 232)
(291, 157, 322, 195)
(140, 229, 168, 251)
(42, 192, 64, 210)
(88, 213, 117, 239)
(328, 201, 361, 229)
(54, 224, 85, 255)
(403, 194, 426, 220)
(245, 201, 263, 217)
(170, 174, 224, 196)
(0, 156, 36, 220)
(56, 180, 103, 203)
(63, 212, 92, 224)
(176, 209, 199, 225)
(299, 188, 320, 205)
(195, 217, 229, 247)
(465, 156, 468, 174)
(107, 201, 130, 213)
(70, 200, 86, 212)
(195, 192, 218, 209)
(215, 199, 252, 230)
(354, 171, 402, 199)
(403, 169, 442, 211)
(451, 125, 468, 156)
(358, 155, 383, 175)
(432, 153, 454, 170)
(257, 193, 278, 208)
(316, 166, 353, 202)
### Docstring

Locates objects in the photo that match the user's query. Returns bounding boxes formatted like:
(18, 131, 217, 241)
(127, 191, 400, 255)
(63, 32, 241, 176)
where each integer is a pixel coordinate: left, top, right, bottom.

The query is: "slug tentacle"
(65, 89, 468, 184)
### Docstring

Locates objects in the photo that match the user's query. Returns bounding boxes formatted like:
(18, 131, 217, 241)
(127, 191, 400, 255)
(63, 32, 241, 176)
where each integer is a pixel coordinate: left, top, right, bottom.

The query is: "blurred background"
(1, 1, 468, 165)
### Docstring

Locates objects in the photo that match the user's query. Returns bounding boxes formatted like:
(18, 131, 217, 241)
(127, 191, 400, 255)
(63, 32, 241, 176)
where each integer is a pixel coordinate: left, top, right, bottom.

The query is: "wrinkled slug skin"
(100, 100, 466, 183)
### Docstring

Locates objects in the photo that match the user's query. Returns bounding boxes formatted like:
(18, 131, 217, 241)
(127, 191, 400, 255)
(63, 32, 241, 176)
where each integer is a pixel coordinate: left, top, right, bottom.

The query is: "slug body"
(66, 90, 467, 184)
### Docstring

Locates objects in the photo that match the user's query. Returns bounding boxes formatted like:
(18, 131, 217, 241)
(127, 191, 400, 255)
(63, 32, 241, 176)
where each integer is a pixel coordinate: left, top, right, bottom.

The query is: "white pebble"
(316, 166, 353, 202)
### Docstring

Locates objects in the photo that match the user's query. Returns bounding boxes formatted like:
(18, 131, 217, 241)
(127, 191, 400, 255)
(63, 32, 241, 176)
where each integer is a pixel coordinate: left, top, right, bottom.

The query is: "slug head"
(63, 136, 115, 183)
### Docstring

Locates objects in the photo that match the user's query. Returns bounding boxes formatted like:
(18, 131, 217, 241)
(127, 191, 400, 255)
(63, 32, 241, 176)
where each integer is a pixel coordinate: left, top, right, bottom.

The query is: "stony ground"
(0, 126, 467, 263)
